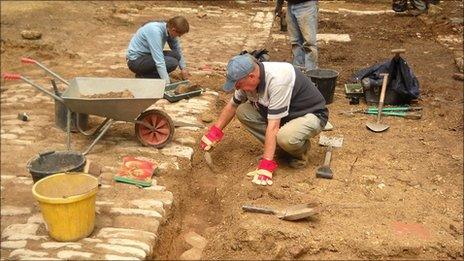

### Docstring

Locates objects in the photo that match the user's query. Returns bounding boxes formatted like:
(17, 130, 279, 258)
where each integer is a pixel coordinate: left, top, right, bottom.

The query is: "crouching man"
(199, 54, 328, 186)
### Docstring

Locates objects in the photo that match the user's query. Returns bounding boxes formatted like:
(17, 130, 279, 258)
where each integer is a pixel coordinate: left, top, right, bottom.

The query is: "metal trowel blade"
(204, 151, 215, 171)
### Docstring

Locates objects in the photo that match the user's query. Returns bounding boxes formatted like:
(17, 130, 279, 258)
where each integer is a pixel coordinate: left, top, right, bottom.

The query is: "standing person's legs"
(236, 102, 267, 143)
(276, 113, 322, 168)
(410, 0, 428, 11)
(127, 50, 180, 78)
(287, 1, 318, 70)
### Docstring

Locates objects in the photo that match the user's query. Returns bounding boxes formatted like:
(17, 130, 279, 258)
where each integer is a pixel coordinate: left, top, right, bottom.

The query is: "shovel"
(242, 203, 319, 221)
(366, 73, 390, 132)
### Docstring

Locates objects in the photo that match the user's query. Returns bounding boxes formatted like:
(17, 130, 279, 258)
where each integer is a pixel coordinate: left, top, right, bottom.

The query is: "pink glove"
(252, 158, 278, 186)
(200, 125, 224, 151)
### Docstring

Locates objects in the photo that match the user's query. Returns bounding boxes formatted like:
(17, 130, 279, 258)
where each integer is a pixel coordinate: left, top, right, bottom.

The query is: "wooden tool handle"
(242, 205, 276, 215)
(377, 73, 389, 123)
(323, 146, 333, 167)
(391, 49, 406, 56)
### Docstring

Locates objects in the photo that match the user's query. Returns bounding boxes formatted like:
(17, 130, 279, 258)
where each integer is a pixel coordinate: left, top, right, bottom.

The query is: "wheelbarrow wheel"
(135, 109, 174, 148)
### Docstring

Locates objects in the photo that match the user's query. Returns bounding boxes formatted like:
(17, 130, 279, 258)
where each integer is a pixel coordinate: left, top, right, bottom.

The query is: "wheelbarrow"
(2, 58, 187, 155)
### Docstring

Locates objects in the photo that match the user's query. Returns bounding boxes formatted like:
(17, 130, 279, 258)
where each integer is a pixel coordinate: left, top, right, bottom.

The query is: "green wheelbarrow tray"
(164, 80, 203, 103)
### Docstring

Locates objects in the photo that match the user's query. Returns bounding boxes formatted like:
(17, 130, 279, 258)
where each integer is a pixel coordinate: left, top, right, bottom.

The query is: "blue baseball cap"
(223, 54, 255, 92)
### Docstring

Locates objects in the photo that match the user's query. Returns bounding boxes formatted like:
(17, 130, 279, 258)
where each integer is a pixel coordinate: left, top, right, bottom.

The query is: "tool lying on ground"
(340, 106, 423, 119)
(242, 203, 319, 221)
(316, 135, 344, 179)
(366, 73, 390, 132)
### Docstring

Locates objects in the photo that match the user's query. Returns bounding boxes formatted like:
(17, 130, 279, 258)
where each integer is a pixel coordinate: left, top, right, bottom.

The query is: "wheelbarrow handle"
(21, 57, 37, 64)
(20, 57, 69, 86)
(3, 72, 64, 103)
(2, 72, 22, 80)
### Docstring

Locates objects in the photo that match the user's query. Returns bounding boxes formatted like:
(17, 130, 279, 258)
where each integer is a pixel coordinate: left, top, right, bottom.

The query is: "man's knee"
(276, 130, 301, 151)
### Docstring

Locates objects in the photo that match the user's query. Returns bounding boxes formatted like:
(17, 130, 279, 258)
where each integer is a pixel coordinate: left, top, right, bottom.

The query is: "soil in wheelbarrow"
(81, 90, 134, 99)
(174, 83, 202, 95)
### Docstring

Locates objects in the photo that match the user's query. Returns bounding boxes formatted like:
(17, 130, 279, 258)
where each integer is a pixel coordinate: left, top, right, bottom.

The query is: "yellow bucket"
(32, 173, 99, 242)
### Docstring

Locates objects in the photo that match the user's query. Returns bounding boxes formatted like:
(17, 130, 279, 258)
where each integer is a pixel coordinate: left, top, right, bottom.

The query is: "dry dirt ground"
(1, 1, 463, 260)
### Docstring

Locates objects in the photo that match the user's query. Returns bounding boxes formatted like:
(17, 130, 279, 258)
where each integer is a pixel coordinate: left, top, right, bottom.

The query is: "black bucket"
(55, 100, 89, 132)
(26, 151, 86, 183)
(306, 69, 339, 104)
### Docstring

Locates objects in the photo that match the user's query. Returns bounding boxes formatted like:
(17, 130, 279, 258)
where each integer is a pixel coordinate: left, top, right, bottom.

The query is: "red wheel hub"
(138, 112, 171, 146)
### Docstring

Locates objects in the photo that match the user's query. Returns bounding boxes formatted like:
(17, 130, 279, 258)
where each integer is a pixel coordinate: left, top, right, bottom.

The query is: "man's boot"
(288, 143, 310, 169)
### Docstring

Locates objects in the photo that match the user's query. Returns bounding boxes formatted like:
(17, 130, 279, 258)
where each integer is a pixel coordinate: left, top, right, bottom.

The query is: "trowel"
(242, 203, 319, 221)
(204, 151, 215, 171)
(316, 135, 344, 179)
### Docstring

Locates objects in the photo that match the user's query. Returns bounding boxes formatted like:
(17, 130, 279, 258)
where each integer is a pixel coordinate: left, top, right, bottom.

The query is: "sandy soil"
(1, 1, 462, 260)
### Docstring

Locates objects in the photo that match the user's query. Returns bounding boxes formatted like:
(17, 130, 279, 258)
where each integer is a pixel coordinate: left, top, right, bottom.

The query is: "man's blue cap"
(223, 54, 255, 92)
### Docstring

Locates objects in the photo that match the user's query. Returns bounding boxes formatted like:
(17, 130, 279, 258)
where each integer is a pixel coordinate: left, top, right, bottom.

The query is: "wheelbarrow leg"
(82, 119, 114, 155)
(77, 117, 112, 136)
(67, 109, 72, 151)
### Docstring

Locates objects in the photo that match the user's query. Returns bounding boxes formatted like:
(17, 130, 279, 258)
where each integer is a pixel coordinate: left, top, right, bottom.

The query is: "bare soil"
(1, 1, 462, 260)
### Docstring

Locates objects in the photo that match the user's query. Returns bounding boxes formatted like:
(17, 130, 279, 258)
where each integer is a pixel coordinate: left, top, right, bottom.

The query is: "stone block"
(41, 242, 82, 250)
(2, 223, 39, 239)
(113, 215, 160, 234)
(0, 240, 27, 249)
(107, 238, 151, 254)
(95, 243, 146, 259)
(56, 250, 93, 259)
(179, 247, 203, 260)
(27, 213, 45, 224)
(105, 254, 141, 260)
(9, 249, 49, 258)
(130, 199, 164, 213)
(184, 231, 207, 250)
(1, 206, 31, 216)
(151, 191, 174, 208)
(96, 227, 156, 243)
(109, 208, 163, 219)
(160, 144, 194, 159)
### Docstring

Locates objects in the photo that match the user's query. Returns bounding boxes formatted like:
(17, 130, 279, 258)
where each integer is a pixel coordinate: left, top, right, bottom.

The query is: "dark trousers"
(127, 50, 180, 78)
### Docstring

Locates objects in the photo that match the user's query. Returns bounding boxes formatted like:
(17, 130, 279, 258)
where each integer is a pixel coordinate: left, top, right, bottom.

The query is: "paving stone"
(113, 216, 160, 234)
(160, 144, 194, 159)
(81, 238, 103, 243)
(184, 231, 208, 250)
(151, 191, 174, 208)
(0, 240, 27, 249)
(1, 133, 18, 140)
(1, 114, 19, 120)
(130, 199, 164, 212)
(107, 238, 151, 254)
(27, 213, 45, 224)
(96, 201, 114, 206)
(4, 139, 34, 146)
(179, 247, 203, 260)
(96, 227, 156, 242)
(95, 243, 146, 259)
(144, 185, 166, 191)
(1, 206, 31, 216)
(109, 207, 163, 219)
(2, 223, 39, 239)
(105, 254, 141, 260)
(41, 242, 82, 250)
(99, 172, 114, 185)
(9, 249, 49, 258)
(56, 250, 93, 259)
(174, 136, 197, 146)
